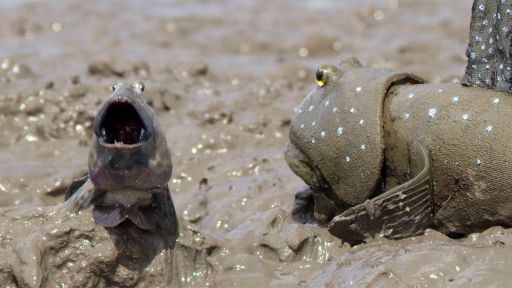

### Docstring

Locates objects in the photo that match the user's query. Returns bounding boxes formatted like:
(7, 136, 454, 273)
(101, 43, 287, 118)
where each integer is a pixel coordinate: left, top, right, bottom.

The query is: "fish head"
(89, 81, 172, 191)
(285, 64, 348, 208)
(286, 58, 422, 217)
(285, 58, 380, 212)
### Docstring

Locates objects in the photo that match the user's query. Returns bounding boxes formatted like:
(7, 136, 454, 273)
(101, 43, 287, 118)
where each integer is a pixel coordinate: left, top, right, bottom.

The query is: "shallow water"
(3, 0, 510, 287)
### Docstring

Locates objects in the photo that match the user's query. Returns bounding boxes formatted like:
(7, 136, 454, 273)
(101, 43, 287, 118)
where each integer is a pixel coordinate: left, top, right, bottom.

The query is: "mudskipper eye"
(315, 65, 328, 87)
(133, 81, 145, 93)
(111, 83, 122, 92)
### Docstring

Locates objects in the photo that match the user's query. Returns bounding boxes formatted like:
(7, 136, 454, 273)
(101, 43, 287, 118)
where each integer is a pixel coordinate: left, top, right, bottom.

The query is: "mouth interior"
(100, 101, 146, 145)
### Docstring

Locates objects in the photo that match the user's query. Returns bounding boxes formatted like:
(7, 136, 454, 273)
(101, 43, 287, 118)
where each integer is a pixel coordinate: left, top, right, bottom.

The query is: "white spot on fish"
(345, 156, 351, 162)
(332, 107, 338, 113)
(311, 121, 316, 126)
(493, 97, 500, 104)
(428, 108, 437, 118)
(324, 100, 330, 107)
(405, 206, 410, 212)
(437, 88, 443, 93)
(308, 105, 314, 111)
(408, 93, 415, 99)
(482, 19, 489, 26)
(337, 127, 344, 135)
(476, 159, 483, 166)
(479, 3, 485, 11)
(300, 124, 304, 129)
(311, 138, 316, 144)
(320, 131, 326, 138)
(350, 107, 356, 113)
(360, 144, 366, 150)
(485, 125, 493, 132)
(452, 96, 459, 103)
(359, 119, 365, 125)
(462, 113, 469, 120)
(356, 86, 362, 93)
(403, 112, 410, 120)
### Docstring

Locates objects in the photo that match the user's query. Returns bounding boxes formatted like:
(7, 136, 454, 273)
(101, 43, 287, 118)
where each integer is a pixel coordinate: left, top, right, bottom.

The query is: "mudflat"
(2, 0, 510, 287)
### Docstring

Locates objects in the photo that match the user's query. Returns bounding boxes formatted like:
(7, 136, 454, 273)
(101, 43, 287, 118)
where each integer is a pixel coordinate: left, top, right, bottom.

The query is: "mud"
(1, 0, 510, 287)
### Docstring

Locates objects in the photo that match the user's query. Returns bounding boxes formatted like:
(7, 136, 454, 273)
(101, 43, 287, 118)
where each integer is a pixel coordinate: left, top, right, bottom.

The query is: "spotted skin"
(285, 58, 424, 225)
(385, 82, 512, 234)
(463, 0, 512, 93)
(286, 59, 512, 241)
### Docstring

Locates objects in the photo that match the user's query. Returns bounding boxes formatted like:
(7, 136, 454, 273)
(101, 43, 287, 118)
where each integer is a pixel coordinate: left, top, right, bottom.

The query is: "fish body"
(65, 82, 177, 239)
(286, 59, 512, 242)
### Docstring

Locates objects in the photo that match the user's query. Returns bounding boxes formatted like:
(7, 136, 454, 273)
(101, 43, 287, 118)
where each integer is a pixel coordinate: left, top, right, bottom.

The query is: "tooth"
(101, 128, 106, 137)
(140, 128, 145, 141)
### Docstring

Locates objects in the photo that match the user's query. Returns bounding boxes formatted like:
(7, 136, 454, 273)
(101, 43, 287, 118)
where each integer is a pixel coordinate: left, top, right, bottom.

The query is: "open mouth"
(99, 101, 147, 146)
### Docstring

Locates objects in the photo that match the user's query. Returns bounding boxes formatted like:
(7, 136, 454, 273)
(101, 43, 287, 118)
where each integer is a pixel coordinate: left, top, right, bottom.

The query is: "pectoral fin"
(127, 205, 158, 230)
(92, 205, 127, 227)
(64, 175, 89, 200)
(153, 187, 179, 241)
(328, 141, 433, 243)
(57, 178, 96, 213)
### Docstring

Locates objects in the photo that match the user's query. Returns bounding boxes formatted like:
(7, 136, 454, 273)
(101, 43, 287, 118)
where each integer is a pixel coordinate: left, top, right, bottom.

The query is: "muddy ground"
(1, 0, 511, 287)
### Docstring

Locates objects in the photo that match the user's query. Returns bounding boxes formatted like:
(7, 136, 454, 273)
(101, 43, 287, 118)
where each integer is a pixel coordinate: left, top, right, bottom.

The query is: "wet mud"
(1, 0, 509, 287)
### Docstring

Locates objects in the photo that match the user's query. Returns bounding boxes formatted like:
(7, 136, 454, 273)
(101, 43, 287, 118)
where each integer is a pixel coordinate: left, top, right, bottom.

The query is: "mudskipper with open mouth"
(64, 81, 177, 240)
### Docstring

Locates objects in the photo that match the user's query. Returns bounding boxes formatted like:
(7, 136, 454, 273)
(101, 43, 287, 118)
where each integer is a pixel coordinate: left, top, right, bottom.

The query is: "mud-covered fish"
(285, 0, 512, 243)
(64, 82, 177, 240)
(285, 56, 512, 243)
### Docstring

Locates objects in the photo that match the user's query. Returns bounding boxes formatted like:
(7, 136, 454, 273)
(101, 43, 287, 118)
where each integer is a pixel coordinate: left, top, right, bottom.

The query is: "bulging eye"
(315, 65, 328, 87)
(132, 81, 145, 93)
(111, 83, 122, 92)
